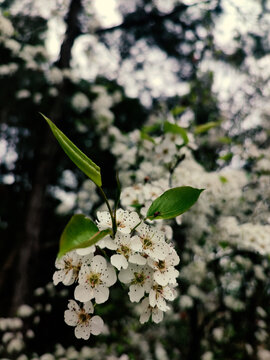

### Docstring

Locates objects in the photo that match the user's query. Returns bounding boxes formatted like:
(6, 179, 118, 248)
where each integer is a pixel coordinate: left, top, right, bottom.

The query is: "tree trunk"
(10, 0, 83, 314)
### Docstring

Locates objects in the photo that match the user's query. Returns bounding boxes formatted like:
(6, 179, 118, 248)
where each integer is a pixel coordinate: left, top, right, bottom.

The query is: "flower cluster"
(53, 209, 179, 338)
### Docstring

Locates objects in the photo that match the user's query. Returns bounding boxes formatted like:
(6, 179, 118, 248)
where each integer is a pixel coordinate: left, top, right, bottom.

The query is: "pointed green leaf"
(146, 186, 204, 220)
(194, 121, 221, 135)
(219, 153, 233, 162)
(171, 105, 186, 116)
(57, 214, 111, 258)
(164, 121, 189, 145)
(218, 136, 232, 145)
(140, 131, 156, 144)
(219, 175, 228, 184)
(41, 114, 102, 187)
(142, 123, 161, 134)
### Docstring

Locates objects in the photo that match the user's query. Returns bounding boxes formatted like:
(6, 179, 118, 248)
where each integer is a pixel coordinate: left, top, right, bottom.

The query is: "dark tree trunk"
(187, 304, 201, 360)
(10, 0, 83, 315)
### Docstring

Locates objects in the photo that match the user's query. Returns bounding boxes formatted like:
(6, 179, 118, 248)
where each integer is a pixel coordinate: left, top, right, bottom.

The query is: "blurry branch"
(55, 0, 83, 69)
(209, 253, 225, 308)
(169, 154, 186, 187)
(95, 0, 212, 35)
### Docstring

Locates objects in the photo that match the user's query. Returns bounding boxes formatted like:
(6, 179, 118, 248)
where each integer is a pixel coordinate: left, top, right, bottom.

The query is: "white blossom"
(147, 247, 179, 285)
(0, 14, 14, 36)
(179, 295, 193, 309)
(0, 63, 18, 76)
(139, 297, 164, 324)
(121, 184, 145, 209)
(118, 264, 153, 302)
(53, 251, 90, 286)
(76, 245, 96, 256)
(6, 336, 24, 353)
(97, 209, 140, 234)
(110, 233, 145, 270)
(75, 255, 116, 304)
(136, 223, 170, 261)
(71, 92, 90, 113)
(64, 300, 103, 340)
(149, 283, 177, 311)
(16, 89, 31, 99)
(17, 304, 34, 318)
(46, 67, 63, 85)
(202, 351, 214, 360)
(155, 135, 177, 163)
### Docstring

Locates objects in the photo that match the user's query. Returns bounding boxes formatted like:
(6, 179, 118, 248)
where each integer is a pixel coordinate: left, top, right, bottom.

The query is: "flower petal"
(149, 289, 157, 308)
(75, 323, 91, 340)
(118, 268, 133, 284)
(91, 255, 107, 273)
(130, 236, 142, 252)
(64, 310, 78, 326)
(128, 284, 144, 302)
(129, 254, 147, 265)
(94, 285, 109, 304)
(74, 284, 93, 302)
(101, 264, 117, 286)
(76, 246, 95, 256)
(90, 315, 104, 335)
(154, 271, 170, 286)
(84, 300, 94, 314)
(53, 270, 64, 286)
(63, 269, 75, 286)
(152, 308, 164, 323)
(67, 299, 80, 312)
(111, 254, 128, 271)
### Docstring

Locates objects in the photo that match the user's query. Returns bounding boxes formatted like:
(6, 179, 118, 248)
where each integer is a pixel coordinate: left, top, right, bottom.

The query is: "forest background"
(1, 0, 270, 359)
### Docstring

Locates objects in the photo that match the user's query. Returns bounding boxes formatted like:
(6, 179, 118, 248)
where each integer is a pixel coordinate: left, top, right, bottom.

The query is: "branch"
(55, 0, 83, 69)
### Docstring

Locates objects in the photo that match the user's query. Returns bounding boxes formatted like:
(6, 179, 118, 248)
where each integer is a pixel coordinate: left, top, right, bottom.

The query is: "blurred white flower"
(17, 304, 34, 318)
(71, 92, 90, 112)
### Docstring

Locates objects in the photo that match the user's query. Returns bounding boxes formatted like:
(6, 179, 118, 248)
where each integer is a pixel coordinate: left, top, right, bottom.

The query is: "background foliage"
(1, 0, 270, 359)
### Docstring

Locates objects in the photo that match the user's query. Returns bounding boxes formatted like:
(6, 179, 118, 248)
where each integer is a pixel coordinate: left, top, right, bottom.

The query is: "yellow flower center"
(132, 271, 146, 285)
(157, 260, 166, 272)
(88, 272, 102, 287)
(117, 245, 131, 258)
(78, 309, 91, 324)
(64, 258, 81, 278)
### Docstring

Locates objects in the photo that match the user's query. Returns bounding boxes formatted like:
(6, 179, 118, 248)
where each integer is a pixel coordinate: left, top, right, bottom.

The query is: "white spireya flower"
(64, 300, 103, 340)
(75, 255, 116, 304)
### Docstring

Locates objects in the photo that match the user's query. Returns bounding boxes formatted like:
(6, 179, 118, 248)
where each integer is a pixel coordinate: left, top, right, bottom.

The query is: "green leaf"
(219, 153, 233, 162)
(142, 123, 161, 134)
(41, 114, 102, 187)
(218, 136, 232, 144)
(58, 214, 111, 258)
(171, 106, 186, 116)
(194, 121, 221, 135)
(219, 241, 229, 249)
(219, 175, 228, 184)
(140, 131, 156, 144)
(146, 186, 204, 220)
(164, 121, 189, 145)
(130, 203, 143, 210)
